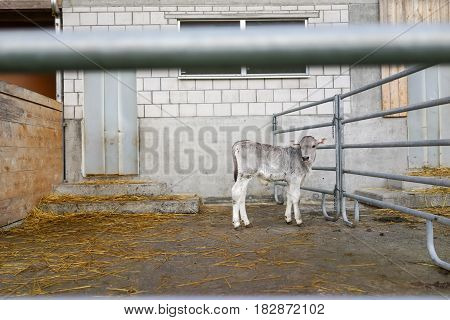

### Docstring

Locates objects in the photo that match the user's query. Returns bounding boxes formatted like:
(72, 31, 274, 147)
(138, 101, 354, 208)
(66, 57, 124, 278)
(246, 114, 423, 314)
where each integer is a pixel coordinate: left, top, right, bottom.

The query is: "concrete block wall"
(62, 4, 351, 120)
(61, 1, 410, 199)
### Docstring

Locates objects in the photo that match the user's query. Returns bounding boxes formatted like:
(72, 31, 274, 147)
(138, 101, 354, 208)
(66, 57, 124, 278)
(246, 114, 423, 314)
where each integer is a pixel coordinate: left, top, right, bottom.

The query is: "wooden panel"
(0, 1, 55, 10)
(0, 84, 62, 227)
(379, 0, 449, 117)
(0, 73, 56, 99)
(0, 80, 61, 111)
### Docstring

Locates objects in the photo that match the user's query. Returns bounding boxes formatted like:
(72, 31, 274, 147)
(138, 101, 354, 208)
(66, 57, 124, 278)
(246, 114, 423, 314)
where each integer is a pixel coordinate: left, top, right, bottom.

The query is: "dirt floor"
(0, 204, 448, 297)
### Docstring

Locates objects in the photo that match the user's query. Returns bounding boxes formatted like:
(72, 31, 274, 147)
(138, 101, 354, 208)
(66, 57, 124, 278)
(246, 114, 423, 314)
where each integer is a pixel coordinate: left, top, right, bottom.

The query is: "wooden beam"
(0, 1, 54, 10)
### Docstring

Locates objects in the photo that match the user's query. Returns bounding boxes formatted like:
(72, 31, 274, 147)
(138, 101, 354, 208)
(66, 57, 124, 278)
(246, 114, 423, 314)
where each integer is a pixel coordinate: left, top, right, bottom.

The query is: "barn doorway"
(83, 70, 138, 176)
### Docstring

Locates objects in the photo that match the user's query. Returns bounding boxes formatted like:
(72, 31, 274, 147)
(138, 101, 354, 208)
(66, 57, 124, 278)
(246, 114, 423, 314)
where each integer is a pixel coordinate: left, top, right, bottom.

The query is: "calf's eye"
(312, 145, 316, 148)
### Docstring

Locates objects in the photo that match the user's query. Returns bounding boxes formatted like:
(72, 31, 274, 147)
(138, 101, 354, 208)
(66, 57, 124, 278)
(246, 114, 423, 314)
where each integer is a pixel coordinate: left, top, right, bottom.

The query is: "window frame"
(177, 18, 309, 80)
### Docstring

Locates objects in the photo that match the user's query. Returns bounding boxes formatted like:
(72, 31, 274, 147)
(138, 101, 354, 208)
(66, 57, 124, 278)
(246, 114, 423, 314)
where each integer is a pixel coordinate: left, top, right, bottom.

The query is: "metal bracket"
(341, 198, 360, 228)
(426, 220, 450, 270)
(321, 193, 339, 221)
(274, 184, 284, 205)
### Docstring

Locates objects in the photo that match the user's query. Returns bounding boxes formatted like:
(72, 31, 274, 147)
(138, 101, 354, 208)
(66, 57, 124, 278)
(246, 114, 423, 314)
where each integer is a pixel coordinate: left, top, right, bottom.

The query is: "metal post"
(52, 0, 66, 182)
(273, 116, 283, 204)
(334, 95, 343, 220)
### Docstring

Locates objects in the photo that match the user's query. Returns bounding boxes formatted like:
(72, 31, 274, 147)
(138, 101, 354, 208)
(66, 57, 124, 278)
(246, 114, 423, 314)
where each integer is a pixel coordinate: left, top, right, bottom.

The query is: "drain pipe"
(51, 0, 66, 182)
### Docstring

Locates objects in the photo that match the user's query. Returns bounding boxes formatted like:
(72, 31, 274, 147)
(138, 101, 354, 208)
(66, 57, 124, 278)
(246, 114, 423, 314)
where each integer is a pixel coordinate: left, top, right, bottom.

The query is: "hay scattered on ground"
(373, 206, 450, 224)
(0, 205, 314, 296)
(410, 187, 450, 195)
(40, 193, 199, 204)
(408, 166, 450, 177)
(77, 179, 150, 185)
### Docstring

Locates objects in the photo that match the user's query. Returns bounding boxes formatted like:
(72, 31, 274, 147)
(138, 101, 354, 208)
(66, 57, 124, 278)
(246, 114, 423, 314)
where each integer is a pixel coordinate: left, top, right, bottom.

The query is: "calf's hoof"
(285, 218, 292, 224)
(296, 220, 303, 227)
(244, 222, 253, 228)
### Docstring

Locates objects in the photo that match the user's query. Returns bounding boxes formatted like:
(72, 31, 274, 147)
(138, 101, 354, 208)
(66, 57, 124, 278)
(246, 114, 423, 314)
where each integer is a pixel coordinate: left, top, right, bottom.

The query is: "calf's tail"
(232, 149, 238, 182)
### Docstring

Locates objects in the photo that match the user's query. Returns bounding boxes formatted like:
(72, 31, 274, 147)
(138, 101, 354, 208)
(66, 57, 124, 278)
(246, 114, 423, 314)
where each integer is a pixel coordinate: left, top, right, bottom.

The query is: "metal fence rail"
(3, 25, 450, 72)
(272, 64, 450, 270)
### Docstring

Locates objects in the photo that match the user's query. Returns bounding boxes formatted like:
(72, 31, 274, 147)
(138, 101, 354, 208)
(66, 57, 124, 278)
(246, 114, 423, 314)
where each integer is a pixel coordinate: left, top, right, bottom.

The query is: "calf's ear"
(317, 138, 326, 145)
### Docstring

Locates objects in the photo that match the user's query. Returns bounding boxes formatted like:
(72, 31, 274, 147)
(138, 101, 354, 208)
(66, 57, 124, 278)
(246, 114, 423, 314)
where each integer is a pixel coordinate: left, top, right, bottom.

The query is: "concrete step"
(386, 177, 445, 191)
(38, 194, 200, 214)
(354, 187, 448, 208)
(54, 181, 170, 196)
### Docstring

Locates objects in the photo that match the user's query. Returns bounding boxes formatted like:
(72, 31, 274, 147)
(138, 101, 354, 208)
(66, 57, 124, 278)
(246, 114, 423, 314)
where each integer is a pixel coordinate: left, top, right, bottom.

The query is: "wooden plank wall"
(0, 81, 62, 227)
(379, 0, 449, 117)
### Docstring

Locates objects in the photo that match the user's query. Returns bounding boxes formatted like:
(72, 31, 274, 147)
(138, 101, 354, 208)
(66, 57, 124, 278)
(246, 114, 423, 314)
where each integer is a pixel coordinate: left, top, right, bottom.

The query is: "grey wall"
(61, 0, 412, 201)
(407, 65, 450, 168)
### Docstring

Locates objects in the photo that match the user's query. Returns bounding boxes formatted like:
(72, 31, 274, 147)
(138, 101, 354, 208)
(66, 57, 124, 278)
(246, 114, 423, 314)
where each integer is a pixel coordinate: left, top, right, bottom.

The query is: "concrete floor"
(0, 204, 448, 297)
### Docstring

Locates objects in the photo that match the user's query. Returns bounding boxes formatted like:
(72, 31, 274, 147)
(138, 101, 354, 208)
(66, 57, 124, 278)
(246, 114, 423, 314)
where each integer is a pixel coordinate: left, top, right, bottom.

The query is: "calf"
(231, 136, 325, 229)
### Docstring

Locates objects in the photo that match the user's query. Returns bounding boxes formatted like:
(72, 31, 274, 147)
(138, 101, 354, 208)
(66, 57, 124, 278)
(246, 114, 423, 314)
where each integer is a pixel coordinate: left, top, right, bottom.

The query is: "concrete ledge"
(39, 195, 200, 214)
(355, 188, 449, 209)
(54, 182, 170, 196)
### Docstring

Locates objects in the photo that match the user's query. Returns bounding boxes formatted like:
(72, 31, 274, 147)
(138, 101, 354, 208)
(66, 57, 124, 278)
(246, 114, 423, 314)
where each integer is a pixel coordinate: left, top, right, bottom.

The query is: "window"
(179, 19, 307, 78)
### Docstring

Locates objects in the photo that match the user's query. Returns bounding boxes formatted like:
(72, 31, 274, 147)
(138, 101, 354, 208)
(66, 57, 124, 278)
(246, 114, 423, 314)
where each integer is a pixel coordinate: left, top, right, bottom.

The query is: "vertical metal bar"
(335, 95, 355, 227)
(334, 95, 342, 219)
(272, 116, 283, 204)
(426, 220, 450, 270)
(52, 0, 65, 181)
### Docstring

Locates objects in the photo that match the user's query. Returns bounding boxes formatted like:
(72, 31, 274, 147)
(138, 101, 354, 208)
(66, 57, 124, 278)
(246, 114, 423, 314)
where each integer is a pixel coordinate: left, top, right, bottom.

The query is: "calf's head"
(297, 136, 326, 164)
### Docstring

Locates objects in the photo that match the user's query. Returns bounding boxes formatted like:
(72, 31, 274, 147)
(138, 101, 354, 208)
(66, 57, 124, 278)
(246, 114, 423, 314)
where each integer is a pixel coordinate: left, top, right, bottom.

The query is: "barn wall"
(62, 1, 411, 199)
(0, 81, 63, 227)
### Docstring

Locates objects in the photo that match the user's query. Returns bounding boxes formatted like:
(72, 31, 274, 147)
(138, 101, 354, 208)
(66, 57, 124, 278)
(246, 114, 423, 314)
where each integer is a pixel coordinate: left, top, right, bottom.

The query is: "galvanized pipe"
(300, 186, 335, 196)
(344, 169, 450, 187)
(274, 97, 334, 117)
(312, 166, 336, 171)
(342, 96, 450, 124)
(274, 121, 333, 135)
(334, 95, 344, 221)
(341, 64, 431, 99)
(2, 25, 450, 72)
(317, 144, 336, 150)
(344, 192, 450, 225)
(426, 221, 450, 270)
(342, 139, 450, 149)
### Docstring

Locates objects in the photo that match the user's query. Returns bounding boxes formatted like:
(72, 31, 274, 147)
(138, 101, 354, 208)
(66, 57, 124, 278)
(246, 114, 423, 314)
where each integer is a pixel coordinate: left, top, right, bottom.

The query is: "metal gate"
(272, 65, 450, 270)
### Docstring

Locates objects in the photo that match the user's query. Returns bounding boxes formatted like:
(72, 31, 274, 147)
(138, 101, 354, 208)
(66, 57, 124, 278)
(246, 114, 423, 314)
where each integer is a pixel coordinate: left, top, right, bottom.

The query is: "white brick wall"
(62, 4, 350, 119)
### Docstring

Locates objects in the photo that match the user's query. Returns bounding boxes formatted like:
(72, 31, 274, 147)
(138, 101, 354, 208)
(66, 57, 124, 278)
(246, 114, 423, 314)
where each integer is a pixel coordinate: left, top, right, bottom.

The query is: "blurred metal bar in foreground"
(1, 25, 450, 72)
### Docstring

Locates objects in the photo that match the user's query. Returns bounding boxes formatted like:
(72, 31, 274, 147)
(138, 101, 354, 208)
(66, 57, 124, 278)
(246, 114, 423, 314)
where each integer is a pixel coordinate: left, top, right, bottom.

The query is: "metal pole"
(426, 221, 450, 270)
(334, 95, 343, 220)
(344, 169, 450, 187)
(274, 97, 334, 117)
(344, 192, 450, 225)
(274, 120, 334, 135)
(51, 0, 66, 183)
(342, 139, 450, 149)
(341, 64, 431, 99)
(342, 96, 450, 124)
(3, 25, 450, 72)
(272, 116, 283, 205)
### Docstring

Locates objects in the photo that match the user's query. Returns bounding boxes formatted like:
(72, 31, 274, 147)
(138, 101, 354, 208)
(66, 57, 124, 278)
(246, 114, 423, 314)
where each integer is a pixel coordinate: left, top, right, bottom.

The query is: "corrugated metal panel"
(84, 71, 105, 175)
(83, 70, 138, 176)
(407, 70, 426, 167)
(425, 67, 440, 167)
(118, 71, 138, 175)
(104, 71, 120, 174)
(438, 65, 450, 167)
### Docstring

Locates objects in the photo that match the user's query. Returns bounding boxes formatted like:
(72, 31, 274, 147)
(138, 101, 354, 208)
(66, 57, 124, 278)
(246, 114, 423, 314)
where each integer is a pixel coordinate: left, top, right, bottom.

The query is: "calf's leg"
(231, 179, 242, 229)
(287, 183, 302, 226)
(284, 191, 293, 224)
(238, 178, 251, 227)
(231, 176, 251, 229)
